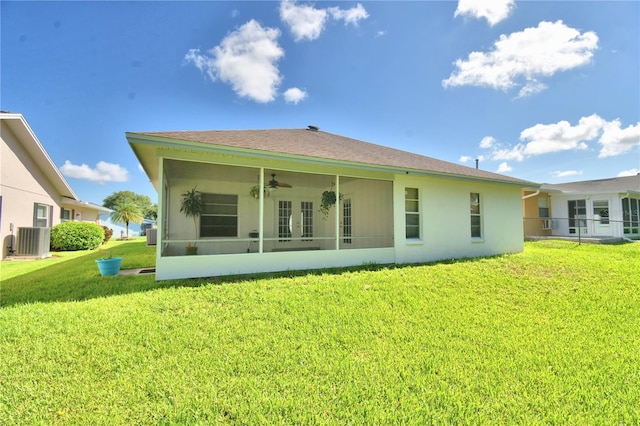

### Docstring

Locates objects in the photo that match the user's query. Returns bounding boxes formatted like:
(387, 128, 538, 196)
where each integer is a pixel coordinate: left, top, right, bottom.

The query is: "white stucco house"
(0, 112, 111, 258)
(128, 126, 538, 280)
(523, 174, 640, 241)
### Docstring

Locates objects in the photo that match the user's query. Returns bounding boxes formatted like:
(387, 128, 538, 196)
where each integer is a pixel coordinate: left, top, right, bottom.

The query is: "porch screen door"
(592, 200, 610, 236)
(568, 200, 587, 235)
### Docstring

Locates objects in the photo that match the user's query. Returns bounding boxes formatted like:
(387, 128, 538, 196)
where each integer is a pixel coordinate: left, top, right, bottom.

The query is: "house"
(128, 126, 537, 280)
(0, 112, 111, 258)
(522, 174, 640, 241)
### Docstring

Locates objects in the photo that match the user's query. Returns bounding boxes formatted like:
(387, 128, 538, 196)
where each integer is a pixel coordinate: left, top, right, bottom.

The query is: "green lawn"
(1, 240, 639, 424)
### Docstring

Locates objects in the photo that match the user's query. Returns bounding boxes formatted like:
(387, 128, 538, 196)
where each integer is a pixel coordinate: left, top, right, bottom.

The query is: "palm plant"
(110, 202, 144, 238)
(180, 186, 204, 244)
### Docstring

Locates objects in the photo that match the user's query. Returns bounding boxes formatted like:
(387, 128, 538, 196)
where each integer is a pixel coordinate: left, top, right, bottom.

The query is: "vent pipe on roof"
(307, 125, 319, 131)
(475, 158, 479, 169)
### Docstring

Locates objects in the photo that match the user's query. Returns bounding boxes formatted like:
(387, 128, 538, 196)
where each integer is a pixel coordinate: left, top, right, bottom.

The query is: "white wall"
(549, 194, 623, 238)
(394, 175, 524, 264)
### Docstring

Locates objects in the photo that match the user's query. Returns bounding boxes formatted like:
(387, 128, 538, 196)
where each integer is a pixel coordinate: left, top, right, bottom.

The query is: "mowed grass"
(1, 240, 639, 424)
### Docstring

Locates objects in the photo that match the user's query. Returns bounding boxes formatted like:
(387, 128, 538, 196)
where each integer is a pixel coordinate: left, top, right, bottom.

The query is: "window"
(61, 208, 72, 222)
(34, 203, 51, 227)
(301, 201, 313, 241)
(405, 188, 420, 239)
(470, 193, 481, 238)
(343, 198, 352, 244)
(538, 196, 549, 218)
(200, 194, 238, 237)
(593, 200, 609, 225)
(278, 200, 292, 241)
(568, 199, 587, 234)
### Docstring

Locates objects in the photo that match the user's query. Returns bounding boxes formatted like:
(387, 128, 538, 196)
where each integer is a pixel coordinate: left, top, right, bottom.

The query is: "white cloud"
(283, 87, 308, 104)
(517, 80, 548, 98)
(479, 136, 496, 149)
(280, 0, 328, 41)
(280, 1, 368, 42)
(618, 168, 639, 177)
(184, 20, 284, 103)
(459, 155, 473, 163)
(492, 145, 525, 162)
(442, 20, 599, 97)
(454, 0, 515, 26)
(496, 162, 512, 173)
(598, 120, 640, 158)
(520, 114, 604, 156)
(481, 114, 638, 162)
(328, 3, 369, 26)
(60, 161, 129, 184)
(551, 170, 583, 178)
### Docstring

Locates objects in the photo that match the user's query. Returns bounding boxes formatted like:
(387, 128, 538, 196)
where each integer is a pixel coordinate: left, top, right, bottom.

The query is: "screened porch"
(160, 159, 394, 257)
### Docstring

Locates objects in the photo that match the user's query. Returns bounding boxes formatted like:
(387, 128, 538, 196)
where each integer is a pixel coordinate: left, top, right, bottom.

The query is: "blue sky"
(2, 0, 639, 205)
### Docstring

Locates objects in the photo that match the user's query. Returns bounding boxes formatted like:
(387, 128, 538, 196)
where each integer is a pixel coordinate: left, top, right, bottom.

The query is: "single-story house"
(128, 126, 538, 280)
(0, 112, 112, 258)
(522, 174, 640, 240)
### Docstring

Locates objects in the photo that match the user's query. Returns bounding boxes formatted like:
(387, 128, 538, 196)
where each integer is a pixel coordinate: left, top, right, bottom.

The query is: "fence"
(523, 216, 639, 244)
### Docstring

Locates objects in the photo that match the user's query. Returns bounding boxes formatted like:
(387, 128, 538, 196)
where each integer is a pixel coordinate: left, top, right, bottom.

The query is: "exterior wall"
(394, 175, 524, 265)
(522, 191, 552, 237)
(1, 122, 62, 258)
(153, 151, 526, 279)
(549, 193, 623, 238)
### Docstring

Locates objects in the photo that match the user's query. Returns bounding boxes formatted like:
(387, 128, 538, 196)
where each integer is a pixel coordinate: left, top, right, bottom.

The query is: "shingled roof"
(131, 127, 536, 186)
(541, 174, 640, 194)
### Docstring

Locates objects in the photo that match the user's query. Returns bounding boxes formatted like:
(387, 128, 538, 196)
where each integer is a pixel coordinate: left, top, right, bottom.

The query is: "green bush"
(102, 226, 113, 244)
(50, 222, 105, 251)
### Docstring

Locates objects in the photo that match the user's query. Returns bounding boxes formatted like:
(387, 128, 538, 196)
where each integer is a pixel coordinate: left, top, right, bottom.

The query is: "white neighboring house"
(0, 112, 112, 258)
(523, 174, 640, 240)
(128, 126, 538, 280)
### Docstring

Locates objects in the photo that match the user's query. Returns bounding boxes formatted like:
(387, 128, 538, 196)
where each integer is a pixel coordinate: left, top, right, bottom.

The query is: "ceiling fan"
(267, 173, 292, 190)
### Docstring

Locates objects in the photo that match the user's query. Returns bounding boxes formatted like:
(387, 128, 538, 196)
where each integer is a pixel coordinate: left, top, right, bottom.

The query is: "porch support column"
(259, 168, 264, 254)
(335, 174, 340, 251)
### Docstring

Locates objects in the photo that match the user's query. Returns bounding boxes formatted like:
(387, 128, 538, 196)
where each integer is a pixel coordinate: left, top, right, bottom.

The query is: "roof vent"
(307, 125, 319, 131)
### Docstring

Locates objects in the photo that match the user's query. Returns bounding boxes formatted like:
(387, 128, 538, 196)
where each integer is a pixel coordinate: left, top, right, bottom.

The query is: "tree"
(180, 186, 204, 241)
(110, 202, 144, 238)
(103, 191, 155, 220)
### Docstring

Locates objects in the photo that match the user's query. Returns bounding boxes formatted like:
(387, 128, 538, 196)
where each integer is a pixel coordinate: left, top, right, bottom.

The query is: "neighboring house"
(522, 174, 640, 240)
(0, 112, 111, 258)
(128, 126, 537, 280)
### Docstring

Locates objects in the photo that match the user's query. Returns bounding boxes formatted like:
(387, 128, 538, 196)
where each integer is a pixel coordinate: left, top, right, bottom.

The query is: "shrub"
(50, 222, 105, 251)
(102, 226, 113, 244)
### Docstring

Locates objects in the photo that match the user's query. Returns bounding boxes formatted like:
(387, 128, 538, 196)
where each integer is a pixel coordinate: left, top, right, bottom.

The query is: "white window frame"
(405, 187, 420, 240)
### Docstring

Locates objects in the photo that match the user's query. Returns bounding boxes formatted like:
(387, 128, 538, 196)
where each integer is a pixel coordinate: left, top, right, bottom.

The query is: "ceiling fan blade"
(277, 182, 292, 188)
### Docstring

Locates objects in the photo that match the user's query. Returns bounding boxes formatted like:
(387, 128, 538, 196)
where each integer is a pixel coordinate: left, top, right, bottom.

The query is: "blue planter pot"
(96, 257, 123, 276)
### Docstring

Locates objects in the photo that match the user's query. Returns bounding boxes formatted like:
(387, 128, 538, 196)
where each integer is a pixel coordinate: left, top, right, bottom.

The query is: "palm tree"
(110, 202, 144, 238)
(180, 186, 204, 242)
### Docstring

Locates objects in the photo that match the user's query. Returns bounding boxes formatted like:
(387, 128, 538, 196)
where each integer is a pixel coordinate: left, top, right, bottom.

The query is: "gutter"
(522, 190, 540, 200)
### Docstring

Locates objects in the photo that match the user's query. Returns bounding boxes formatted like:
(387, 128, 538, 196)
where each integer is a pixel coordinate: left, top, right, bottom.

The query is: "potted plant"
(96, 250, 123, 276)
(180, 186, 204, 255)
(319, 183, 343, 219)
(250, 185, 262, 199)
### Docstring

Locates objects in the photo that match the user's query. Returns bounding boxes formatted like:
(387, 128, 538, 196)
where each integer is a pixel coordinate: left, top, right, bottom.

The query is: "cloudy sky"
(2, 0, 638, 204)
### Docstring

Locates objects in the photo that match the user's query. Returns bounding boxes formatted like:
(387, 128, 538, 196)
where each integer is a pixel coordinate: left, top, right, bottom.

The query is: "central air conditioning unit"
(16, 227, 51, 258)
(146, 228, 157, 246)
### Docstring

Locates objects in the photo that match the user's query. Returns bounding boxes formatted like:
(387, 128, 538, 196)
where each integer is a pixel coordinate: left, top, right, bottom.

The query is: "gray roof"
(130, 128, 536, 186)
(541, 174, 640, 194)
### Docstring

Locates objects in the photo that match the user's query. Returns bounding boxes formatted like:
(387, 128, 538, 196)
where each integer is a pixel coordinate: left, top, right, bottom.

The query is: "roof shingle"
(133, 128, 536, 185)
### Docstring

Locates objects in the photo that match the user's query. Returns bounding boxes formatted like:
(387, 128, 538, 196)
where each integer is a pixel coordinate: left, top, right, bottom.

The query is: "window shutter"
(33, 203, 38, 227)
(49, 205, 54, 227)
